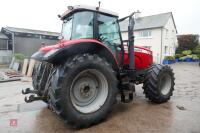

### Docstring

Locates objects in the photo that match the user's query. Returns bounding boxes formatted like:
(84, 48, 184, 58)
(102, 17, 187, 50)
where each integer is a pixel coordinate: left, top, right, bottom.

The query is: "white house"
(120, 12, 178, 63)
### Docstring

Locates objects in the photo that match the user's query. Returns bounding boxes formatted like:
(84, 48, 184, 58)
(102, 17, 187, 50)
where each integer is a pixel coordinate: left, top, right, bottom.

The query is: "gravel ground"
(0, 62, 200, 133)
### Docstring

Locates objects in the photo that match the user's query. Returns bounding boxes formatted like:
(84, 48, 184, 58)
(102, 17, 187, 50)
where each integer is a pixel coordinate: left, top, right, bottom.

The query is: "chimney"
(135, 10, 141, 19)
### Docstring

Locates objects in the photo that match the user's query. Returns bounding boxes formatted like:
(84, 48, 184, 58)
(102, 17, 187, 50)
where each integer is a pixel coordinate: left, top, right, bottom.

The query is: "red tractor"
(22, 5, 175, 128)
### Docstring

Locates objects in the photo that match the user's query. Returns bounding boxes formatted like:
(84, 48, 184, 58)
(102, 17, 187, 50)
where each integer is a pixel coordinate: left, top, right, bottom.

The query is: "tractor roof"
(61, 5, 119, 19)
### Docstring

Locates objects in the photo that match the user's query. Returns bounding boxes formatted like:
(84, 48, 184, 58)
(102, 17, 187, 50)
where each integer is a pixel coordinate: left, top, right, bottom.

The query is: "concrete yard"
(0, 62, 200, 133)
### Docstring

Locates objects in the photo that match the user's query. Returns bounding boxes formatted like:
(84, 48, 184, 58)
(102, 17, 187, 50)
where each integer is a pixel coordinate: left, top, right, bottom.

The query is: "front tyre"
(49, 54, 118, 128)
(143, 64, 175, 103)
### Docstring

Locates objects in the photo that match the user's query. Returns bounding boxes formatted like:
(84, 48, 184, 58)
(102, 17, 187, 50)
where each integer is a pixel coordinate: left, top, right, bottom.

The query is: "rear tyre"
(49, 54, 118, 128)
(143, 64, 175, 103)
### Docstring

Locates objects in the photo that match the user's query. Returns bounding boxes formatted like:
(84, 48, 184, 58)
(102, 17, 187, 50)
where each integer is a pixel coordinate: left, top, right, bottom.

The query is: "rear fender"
(33, 42, 119, 72)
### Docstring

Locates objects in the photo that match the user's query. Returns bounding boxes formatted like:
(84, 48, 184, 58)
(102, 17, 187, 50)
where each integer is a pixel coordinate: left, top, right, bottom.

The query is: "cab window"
(98, 14, 121, 46)
(72, 12, 94, 39)
(62, 16, 73, 40)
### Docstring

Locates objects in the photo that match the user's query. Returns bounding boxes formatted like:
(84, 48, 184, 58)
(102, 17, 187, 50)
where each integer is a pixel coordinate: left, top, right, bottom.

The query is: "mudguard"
(31, 39, 119, 72)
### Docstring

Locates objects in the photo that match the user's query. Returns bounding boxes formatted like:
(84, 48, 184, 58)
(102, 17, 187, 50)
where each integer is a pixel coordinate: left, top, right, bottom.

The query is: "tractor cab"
(59, 5, 122, 53)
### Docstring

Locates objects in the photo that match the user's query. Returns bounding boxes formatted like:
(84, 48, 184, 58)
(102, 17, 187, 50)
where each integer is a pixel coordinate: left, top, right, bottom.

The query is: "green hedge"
(175, 54, 183, 58)
(179, 56, 188, 61)
(175, 43, 200, 61)
(164, 56, 175, 61)
(182, 50, 192, 55)
(191, 54, 199, 60)
(13, 53, 25, 61)
(179, 55, 199, 61)
(193, 44, 200, 54)
(175, 47, 182, 54)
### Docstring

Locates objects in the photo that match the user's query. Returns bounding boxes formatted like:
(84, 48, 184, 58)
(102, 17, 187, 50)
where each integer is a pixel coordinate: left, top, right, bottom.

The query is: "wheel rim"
(160, 73, 172, 95)
(70, 69, 108, 114)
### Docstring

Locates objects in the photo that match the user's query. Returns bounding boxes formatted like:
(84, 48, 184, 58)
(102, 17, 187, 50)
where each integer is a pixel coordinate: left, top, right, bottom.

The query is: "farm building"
(0, 27, 59, 64)
(0, 32, 10, 64)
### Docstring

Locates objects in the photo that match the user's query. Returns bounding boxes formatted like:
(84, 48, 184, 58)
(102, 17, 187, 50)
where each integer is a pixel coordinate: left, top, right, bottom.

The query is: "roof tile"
(119, 12, 172, 31)
(3, 27, 59, 36)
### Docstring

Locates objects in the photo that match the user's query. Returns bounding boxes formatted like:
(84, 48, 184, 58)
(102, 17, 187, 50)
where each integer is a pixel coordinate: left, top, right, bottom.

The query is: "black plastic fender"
(32, 42, 119, 72)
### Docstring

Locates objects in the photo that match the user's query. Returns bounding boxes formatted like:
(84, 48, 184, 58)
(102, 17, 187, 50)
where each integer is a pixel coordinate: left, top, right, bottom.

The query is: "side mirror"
(58, 35, 63, 40)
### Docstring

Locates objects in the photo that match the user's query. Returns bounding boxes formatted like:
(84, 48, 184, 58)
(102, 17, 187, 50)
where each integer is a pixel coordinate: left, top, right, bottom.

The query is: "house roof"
(119, 12, 176, 32)
(2, 27, 60, 37)
(0, 32, 8, 39)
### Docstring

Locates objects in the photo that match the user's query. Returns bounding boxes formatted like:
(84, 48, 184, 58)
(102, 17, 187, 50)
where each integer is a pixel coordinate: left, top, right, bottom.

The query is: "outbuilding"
(0, 32, 11, 64)
(0, 27, 59, 64)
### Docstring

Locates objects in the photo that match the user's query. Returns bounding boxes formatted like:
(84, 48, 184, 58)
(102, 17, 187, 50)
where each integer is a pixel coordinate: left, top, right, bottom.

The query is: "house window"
(164, 46, 168, 54)
(139, 30, 151, 37)
(166, 29, 168, 36)
(143, 46, 151, 50)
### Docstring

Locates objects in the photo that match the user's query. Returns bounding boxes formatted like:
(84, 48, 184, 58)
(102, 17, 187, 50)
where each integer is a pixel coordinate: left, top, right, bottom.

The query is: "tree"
(193, 44, 200, 58)
(177, 34, 199, 51)
(193, 44, 200, 54)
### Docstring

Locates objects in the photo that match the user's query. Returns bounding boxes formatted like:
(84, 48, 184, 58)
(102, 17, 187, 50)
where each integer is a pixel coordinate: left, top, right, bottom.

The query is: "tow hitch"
(22, 88, 44, 103)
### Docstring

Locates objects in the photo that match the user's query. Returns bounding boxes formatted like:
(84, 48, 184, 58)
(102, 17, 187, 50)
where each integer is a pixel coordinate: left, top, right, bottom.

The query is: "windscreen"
(61, 11, 94, 40)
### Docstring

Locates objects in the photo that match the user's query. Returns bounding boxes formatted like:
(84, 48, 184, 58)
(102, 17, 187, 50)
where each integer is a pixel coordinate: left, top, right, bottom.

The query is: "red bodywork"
(39, 39, 153, 70)
(123, 45, 153, 70)
(40, 39, 111, 53)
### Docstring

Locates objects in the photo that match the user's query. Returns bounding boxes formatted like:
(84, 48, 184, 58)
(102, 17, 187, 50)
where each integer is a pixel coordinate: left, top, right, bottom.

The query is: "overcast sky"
(0, 0, 199, 35)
